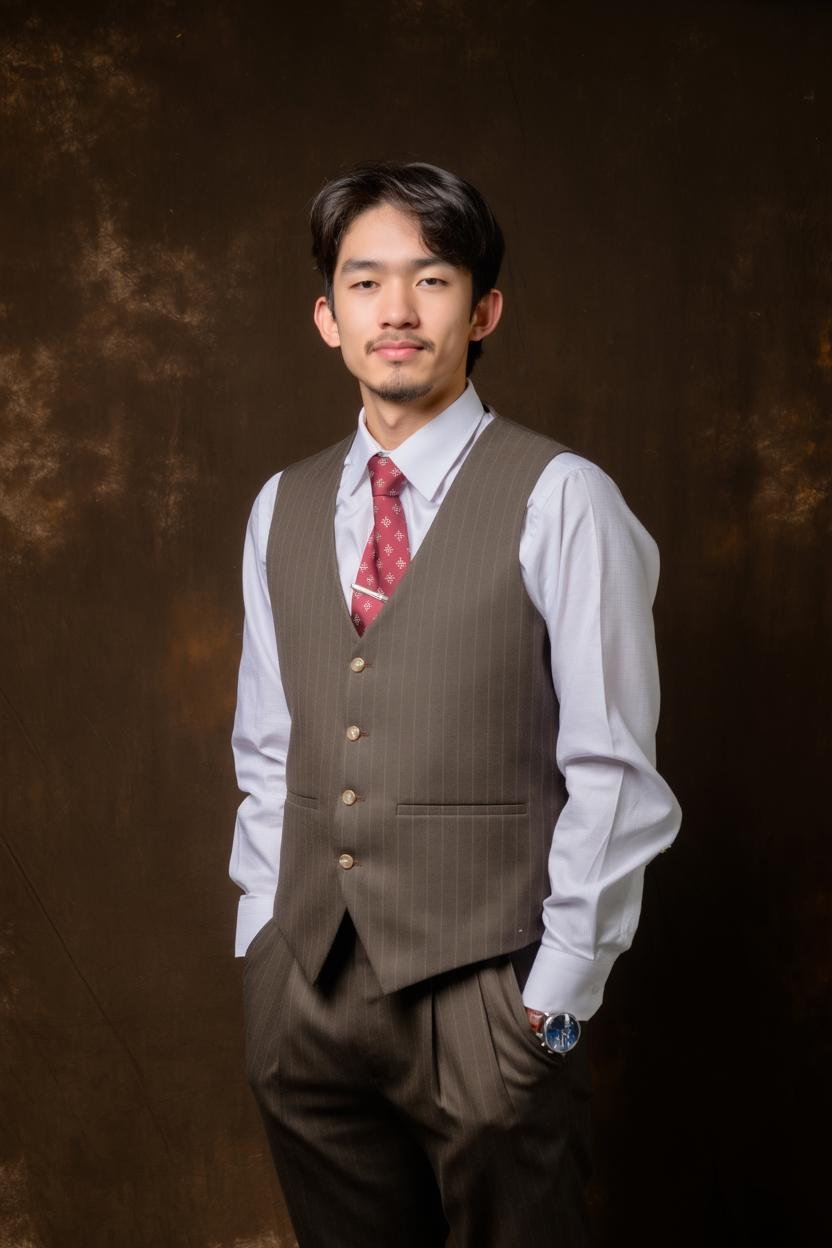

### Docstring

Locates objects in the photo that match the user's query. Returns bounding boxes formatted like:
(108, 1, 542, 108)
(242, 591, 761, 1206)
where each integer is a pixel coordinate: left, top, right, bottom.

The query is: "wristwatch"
(533, 1011, 582, 1055)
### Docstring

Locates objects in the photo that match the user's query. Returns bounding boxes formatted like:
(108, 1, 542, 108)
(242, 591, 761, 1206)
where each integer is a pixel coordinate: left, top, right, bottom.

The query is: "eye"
(418, 277, 446, 286)
(352, 280, 377, 289)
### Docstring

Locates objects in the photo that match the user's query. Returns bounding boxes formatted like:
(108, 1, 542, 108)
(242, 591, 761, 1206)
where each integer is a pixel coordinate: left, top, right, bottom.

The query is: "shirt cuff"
(234, 894, 276, 957)
(520, 944, 617, 1021)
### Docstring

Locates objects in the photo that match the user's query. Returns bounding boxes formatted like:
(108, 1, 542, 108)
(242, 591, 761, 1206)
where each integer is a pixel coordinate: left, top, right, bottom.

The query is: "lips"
(374, 343, 423, 360)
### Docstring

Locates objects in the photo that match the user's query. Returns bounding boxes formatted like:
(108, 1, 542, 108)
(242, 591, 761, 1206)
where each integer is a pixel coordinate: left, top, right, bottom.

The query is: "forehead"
(336, 202, 440, 270)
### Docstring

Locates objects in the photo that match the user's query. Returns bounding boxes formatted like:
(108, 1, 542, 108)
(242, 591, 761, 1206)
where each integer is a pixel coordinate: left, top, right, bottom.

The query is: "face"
(313, 202, 501, 409)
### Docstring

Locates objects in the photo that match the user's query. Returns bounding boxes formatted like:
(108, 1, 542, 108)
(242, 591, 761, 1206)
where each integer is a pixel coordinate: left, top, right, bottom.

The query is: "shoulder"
(486, 410, 624, 506)
(486, 409, 572, 461)
(248, 429, 356, 552)
(527, 450, 660, 566)
(530, 451, 626, 510)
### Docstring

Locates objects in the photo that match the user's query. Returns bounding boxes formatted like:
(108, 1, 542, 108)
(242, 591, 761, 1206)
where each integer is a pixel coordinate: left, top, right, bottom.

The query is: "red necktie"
(351, 452, 412, 635)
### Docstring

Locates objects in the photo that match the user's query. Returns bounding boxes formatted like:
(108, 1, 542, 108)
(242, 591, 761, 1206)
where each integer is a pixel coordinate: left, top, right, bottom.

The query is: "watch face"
(542, 1012, 581, 1054)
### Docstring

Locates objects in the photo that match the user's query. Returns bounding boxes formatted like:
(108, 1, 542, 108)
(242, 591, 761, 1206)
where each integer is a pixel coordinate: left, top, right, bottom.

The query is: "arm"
(228, 472, 291, 956)
(519, 457, 683, 1022)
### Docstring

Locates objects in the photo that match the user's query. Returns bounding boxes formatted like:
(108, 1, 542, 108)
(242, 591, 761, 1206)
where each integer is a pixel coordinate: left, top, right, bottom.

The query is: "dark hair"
(309, 160, 504, 376)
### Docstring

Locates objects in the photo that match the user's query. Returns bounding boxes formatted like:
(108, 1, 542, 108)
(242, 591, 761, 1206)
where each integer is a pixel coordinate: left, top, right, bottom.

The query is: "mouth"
(373, 343, 424, 361)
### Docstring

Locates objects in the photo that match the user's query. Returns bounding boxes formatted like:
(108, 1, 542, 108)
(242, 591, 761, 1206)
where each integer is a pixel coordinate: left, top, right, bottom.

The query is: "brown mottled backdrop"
(0, 1, 829, 1245)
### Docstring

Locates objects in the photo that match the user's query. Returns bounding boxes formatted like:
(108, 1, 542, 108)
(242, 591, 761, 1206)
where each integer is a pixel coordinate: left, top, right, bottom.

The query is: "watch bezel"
(534, 1010, 582, 1054)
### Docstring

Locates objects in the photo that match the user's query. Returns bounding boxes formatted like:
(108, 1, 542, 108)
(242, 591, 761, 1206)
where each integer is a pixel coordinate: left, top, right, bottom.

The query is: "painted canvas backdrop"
(1, 2, 828, 1244)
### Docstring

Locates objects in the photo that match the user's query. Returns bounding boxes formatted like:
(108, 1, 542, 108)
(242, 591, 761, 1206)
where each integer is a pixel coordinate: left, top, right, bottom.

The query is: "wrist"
(526, 1008, 582, 1054)
(525, 1007, 546, 1033)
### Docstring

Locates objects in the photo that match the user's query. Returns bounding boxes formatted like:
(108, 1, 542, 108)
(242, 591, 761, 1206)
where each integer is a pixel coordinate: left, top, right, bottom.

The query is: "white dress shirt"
(229, 378, 682, 1020)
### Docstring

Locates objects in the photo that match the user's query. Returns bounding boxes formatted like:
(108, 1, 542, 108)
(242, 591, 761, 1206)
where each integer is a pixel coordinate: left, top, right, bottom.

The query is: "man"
(229, 160, 682, 1247)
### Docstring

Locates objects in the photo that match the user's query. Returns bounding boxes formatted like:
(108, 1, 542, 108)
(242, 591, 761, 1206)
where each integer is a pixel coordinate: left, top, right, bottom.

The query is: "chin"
(366, 375, 435, 404)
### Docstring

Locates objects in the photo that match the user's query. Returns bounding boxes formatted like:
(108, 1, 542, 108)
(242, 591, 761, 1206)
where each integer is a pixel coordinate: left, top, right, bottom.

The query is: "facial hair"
(365, 373, 434, 405)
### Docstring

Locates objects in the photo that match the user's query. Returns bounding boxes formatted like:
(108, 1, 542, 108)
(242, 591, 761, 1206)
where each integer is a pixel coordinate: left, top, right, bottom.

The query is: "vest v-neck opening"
(327, 410, 502, 649)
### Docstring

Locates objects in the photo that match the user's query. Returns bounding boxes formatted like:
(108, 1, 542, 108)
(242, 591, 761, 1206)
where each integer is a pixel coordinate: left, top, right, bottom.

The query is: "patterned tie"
(350, 452, 412, 635)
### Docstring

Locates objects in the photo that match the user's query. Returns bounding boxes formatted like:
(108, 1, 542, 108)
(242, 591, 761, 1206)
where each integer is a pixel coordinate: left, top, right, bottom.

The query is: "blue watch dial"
(541, 1011, 581, 1053)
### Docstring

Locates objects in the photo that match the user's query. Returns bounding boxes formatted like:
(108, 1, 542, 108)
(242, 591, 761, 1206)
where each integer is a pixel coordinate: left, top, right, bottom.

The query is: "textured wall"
(1, 2, 829, 1245)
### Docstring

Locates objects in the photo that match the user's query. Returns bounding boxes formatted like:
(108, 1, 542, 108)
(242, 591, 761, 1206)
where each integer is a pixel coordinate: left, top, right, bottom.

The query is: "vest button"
(341, 788, 357, 805)
(346, 725, 361, 741)
(350, 657, 366, 672)
(338, 852, 355, 869)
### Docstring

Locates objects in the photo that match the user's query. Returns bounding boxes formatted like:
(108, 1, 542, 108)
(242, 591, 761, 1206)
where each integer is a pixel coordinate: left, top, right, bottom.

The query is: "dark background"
(1, 1, 829, 1245)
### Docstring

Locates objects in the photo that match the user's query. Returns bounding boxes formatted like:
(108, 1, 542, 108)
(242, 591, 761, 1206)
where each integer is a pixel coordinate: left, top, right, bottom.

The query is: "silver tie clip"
(351, 582, 389, 603)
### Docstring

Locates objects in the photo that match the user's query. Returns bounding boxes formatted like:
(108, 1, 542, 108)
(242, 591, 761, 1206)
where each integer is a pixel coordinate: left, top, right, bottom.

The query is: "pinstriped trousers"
(244, 912, 593, 1247)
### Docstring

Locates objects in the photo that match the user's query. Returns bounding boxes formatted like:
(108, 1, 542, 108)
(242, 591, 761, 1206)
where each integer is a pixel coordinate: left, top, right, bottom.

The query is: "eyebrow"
(339, 256, 453, 276)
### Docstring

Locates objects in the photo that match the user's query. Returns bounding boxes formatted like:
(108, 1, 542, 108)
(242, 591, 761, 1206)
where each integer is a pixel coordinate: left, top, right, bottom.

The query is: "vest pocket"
(396, 801, 528, 816)
(285, 791, 320, 810)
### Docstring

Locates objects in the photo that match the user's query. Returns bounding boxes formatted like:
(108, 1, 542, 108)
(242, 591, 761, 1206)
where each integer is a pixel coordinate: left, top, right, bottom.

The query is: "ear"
(313, 295, 341, 348)
(469, 288, 504, 342)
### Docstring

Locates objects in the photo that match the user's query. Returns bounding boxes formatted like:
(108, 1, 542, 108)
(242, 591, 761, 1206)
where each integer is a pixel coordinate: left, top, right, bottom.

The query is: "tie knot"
(368, 452, 406, 497)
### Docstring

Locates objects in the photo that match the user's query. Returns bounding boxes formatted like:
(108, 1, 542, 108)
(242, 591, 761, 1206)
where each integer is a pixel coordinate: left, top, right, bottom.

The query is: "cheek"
(341, 336, 375, 375)
(435, 319, 470, 355)
(336, 327, 365, 359)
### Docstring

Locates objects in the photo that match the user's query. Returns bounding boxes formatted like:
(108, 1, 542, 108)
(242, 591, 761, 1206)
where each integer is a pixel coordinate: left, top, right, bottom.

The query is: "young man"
(229, 160, 682, 1247)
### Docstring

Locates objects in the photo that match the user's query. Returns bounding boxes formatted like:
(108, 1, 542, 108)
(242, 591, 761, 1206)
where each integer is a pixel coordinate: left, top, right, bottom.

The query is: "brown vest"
(266, 408, 570, 992)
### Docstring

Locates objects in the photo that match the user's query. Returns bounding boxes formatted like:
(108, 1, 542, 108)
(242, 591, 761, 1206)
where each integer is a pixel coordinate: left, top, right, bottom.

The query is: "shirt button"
(341, 788, 357, 805)
(338, 852, 355, 869)
(350, 657, 366, 672)
(346, 725, 361, 741)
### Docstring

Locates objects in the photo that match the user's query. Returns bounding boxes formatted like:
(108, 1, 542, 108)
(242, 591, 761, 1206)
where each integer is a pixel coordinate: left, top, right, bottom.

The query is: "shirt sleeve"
(228, 472, 291, 957)
(518, 456, 683, 1020)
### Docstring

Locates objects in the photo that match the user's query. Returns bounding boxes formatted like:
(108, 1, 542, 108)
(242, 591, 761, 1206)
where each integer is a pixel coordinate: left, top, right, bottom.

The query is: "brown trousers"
(244, 912, 593, 1247)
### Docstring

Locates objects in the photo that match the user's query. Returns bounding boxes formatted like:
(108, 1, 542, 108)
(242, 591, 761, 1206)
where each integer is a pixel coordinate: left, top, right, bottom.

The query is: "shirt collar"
(341, 378, 487, 503)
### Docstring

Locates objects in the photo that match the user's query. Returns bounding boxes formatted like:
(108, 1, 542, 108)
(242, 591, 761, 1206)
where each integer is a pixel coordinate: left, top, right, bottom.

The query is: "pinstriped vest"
(266, 408, 570, 993)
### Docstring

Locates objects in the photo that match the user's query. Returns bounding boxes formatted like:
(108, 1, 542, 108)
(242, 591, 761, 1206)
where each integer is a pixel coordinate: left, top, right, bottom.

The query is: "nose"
(378, 278, 419, 329)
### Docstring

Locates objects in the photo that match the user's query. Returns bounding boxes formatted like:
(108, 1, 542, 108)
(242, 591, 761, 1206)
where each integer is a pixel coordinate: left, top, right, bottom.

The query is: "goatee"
(366, 375, 433, 405)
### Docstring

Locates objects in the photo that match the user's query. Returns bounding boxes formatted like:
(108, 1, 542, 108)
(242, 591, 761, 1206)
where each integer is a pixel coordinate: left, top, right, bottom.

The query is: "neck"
(361, 377, 467, 450)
